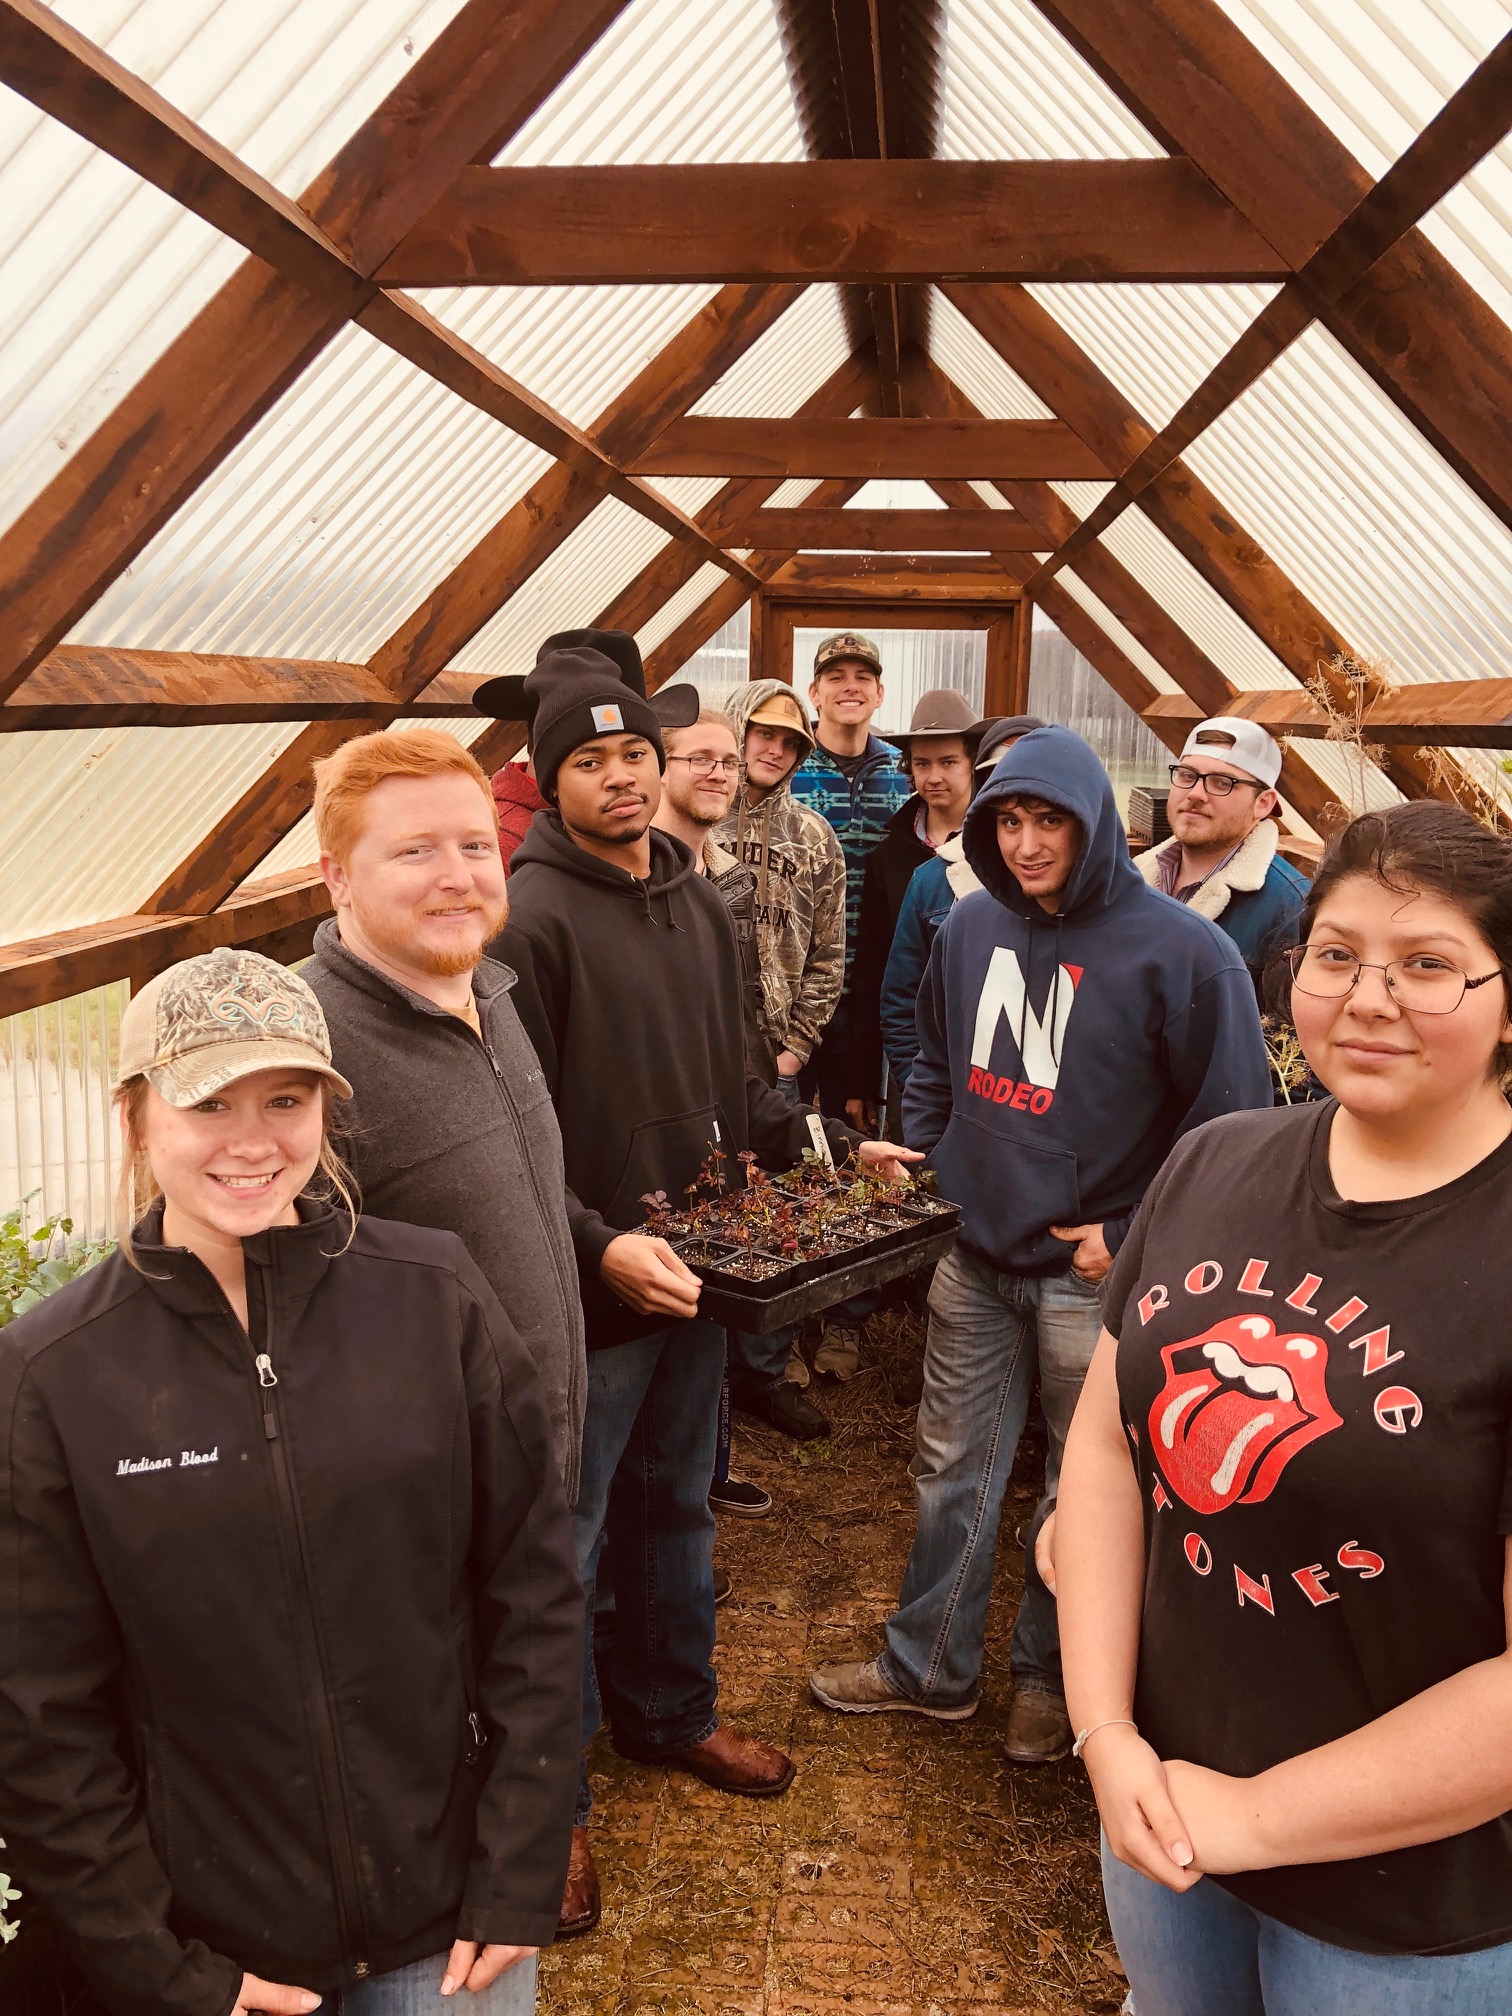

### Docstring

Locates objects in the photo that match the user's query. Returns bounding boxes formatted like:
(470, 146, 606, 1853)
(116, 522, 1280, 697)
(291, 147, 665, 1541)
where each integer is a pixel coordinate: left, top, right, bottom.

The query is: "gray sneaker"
(1005, 1686, 1072, 1763)
(809, 1656, 979, 1720)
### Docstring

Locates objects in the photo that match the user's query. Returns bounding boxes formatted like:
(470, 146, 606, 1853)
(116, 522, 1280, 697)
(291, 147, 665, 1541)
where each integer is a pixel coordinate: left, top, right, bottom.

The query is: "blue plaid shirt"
(789, 734, 911, 991)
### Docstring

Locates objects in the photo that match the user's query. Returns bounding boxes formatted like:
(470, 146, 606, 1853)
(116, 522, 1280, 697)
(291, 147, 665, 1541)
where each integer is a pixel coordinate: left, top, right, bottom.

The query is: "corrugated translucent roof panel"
(766, 478, 825, 507)
(448, 495, 672, 676)
(417, 283, 719, 428)
(1184, 322, 1512, 682)
(0, 722, 302, 940)
(691, 287, 851, 417)
(663, 604, 751, 705)
(0, 0, 474, 539)
(69, 324, 553, 661)
(1026, 284, 1279, 430)
(497, 0, 803, 166)
(0, 105, 240, 539)
(845, 481, 946, 509)
(649, 475, 730, 516)
(928, 289, 1054, 419)
(636, 563, 731, 656)
(53, 0, 474, 195)
(1051, 480, 1114, 517)
(1214, 0, 1502, 178)
(938, 0, 1163, 159)
(1054, 572, 1184, 695)
(1421, 133, 1512, 331)
(1098, 511, 1301, 691)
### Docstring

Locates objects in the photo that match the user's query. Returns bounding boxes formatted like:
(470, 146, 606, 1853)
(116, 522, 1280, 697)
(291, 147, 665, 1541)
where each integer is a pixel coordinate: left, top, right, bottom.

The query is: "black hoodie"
(0, 1203, 582, 2016)
(498, 814, 855, 1348)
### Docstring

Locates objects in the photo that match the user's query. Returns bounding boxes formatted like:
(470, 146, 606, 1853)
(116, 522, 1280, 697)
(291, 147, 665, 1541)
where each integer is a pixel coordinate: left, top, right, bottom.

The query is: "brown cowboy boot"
(556, 1824, 601, 1938)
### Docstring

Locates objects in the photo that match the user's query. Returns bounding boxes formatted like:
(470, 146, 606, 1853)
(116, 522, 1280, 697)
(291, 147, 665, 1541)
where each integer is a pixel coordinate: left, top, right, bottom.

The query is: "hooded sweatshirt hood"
(498, 811, 835, 1345)
(903, 725, 1271, 1275)
(963, 724, 1144, 923)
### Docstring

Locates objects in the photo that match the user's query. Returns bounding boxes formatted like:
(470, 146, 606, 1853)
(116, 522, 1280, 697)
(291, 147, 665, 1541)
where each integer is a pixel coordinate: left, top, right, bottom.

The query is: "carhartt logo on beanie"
(525, 637, 665, 799)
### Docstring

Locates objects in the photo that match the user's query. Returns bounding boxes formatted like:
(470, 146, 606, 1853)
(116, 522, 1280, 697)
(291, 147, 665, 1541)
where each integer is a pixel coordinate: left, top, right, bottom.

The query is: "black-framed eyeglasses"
(665, 754, 740, 777)
(1285, 943, 1507, 1015)
(1168, 763, 1264, 797)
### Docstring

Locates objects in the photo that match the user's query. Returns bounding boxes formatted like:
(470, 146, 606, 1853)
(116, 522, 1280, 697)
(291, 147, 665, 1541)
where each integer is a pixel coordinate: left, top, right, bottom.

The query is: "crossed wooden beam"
(5, 0, 1512, 1016)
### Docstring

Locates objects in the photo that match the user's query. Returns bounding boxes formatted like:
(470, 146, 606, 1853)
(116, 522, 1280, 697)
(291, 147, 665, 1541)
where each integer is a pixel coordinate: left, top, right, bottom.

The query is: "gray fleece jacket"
(304, 920, 586, 1499)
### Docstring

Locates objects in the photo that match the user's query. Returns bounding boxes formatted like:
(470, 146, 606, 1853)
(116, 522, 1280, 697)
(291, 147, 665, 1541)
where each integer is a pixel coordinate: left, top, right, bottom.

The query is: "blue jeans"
(334, 1953, 536, 2014)
(572, 1321, 725, 1820)
(880, 1245, 1102, 1706)
(1102, 1839, 1512, 2015)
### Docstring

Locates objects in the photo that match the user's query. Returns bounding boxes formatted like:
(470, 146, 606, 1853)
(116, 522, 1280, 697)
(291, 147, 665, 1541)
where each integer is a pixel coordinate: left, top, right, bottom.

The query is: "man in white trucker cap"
(1136, 715, 1308, 985)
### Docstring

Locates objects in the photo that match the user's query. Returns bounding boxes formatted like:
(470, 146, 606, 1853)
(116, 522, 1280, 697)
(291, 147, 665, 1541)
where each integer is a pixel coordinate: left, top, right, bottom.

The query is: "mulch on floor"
(539, 1300, 1120, 2016)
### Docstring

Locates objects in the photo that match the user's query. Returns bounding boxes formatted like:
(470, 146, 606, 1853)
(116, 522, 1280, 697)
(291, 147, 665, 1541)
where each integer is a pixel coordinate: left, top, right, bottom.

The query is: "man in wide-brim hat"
(846, 688, 986, 1133)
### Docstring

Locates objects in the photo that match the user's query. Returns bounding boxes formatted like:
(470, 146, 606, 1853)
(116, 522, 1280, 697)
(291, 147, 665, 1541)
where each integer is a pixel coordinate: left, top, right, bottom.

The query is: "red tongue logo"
(1148, 1313, 1341, 1514)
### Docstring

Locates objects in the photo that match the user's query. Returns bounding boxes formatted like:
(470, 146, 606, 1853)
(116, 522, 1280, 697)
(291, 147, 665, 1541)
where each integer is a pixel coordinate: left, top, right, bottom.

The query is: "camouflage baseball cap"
(813, 630, 883, 678)
(117, 949, 353, 1109)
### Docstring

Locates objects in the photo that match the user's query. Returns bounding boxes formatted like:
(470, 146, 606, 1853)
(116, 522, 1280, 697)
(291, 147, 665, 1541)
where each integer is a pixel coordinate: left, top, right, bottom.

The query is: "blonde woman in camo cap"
(0, 947, 581, 2016)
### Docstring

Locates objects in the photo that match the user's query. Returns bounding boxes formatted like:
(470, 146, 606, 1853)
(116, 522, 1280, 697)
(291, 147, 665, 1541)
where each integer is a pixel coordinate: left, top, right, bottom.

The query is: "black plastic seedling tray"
(673, 1203, 961, 1333)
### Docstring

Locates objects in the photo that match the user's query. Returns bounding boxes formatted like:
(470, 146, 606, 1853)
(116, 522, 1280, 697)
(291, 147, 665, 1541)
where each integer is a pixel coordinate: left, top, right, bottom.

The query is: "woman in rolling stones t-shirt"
(1055, 801, 1512, 2016)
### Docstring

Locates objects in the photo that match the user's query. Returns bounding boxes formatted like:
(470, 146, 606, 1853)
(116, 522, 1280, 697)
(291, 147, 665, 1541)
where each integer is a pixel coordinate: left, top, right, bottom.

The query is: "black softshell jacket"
(0, 1203, 583, 2016)
(497, 815, 857, 1348)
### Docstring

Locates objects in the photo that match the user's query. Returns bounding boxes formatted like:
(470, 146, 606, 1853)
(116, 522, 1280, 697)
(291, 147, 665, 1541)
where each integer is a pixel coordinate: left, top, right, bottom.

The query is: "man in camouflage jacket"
(716, 681, 847, 1103)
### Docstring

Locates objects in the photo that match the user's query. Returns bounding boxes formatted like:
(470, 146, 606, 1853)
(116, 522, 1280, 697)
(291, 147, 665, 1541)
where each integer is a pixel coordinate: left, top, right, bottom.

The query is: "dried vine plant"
(1304, 652, 1394, 822)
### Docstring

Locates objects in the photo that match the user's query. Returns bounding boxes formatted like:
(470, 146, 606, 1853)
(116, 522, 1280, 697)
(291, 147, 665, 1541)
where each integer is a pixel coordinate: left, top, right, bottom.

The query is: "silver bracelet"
(1072, 1717, 1137, 1759)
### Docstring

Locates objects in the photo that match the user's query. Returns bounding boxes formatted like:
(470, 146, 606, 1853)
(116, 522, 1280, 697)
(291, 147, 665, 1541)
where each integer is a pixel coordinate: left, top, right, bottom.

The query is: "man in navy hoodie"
(809, 727, 1270, 1759)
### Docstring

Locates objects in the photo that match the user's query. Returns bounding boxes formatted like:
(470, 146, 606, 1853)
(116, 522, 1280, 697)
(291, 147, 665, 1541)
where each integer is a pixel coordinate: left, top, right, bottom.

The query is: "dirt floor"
(539, 1299, 1120, 2016)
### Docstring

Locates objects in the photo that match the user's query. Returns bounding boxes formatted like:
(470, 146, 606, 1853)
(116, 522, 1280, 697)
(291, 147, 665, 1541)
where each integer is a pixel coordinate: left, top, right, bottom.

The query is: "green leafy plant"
(1, 1195, 113, 1330)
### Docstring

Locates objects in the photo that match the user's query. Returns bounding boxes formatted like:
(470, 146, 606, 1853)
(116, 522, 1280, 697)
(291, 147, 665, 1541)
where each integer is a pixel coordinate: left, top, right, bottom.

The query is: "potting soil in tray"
(654, 1160, 960, 1320)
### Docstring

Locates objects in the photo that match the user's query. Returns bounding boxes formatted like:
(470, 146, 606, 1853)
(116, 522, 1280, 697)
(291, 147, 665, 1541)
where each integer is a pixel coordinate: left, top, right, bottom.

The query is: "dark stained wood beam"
(762, 553, 1020, 600)
(1032, 0, 1512, 546)
(595, 351, 877, 632)
(704, 506, 1039, 550)
(379, 159, 1293, 285)
(0, 0, 635, 697)
(0, 645, 486, 731)
(1026, 25, 1512, 583)
(148, 285, 797, 914)
(940, 285, 1476, 815)
(1145, 681, 1512, 748)
(0, 870, 334, 1020)
(631, 417, 1108, 480)
(0, 2, 754, 672)
(907, 352, 1346, 832)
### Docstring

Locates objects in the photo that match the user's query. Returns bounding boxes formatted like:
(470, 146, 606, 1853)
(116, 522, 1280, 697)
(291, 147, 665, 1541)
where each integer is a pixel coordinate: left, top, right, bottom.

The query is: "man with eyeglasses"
(1137, 717, 1309, 986)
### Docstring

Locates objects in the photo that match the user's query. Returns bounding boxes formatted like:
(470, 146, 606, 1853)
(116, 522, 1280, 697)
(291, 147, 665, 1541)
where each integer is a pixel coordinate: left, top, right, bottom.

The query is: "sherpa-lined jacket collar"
(1137, 818, 1278, 922)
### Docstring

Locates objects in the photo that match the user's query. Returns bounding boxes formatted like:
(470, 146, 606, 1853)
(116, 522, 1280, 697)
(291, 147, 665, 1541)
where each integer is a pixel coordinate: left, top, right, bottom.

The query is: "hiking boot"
(813, 1320, 863, 1381)
(1005, 1687, 1072, 1763)
(808, 1656, 979, 1720)
(784, 1341, 812, 1388)
(734, 1375, 831, 1441)
(709, 1474, 773, 1518)
(557, 1825, 600, 1938)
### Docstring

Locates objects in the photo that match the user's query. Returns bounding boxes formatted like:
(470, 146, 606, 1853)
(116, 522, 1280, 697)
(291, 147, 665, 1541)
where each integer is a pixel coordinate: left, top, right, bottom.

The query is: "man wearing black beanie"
(496, 631, 920, 1938)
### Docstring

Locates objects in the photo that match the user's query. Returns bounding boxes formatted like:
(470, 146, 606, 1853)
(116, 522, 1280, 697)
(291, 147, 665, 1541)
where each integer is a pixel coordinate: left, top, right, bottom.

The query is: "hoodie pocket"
(606, 1104, 733, 1226)
(932, 1109, 1082, 1271)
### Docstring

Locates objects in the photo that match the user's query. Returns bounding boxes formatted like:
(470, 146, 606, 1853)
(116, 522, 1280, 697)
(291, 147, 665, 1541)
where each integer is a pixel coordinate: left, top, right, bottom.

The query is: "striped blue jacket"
(789, 734, 911, 990)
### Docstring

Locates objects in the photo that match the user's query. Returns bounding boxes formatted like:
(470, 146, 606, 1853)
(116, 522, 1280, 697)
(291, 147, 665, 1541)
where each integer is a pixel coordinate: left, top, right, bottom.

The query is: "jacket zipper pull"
(255, 1353, 279, 1439)
(482, 1041, 504, 1083)
(467, 1711, 487, 1763)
